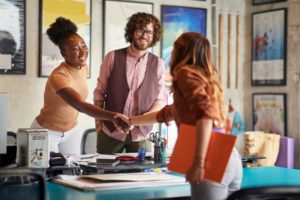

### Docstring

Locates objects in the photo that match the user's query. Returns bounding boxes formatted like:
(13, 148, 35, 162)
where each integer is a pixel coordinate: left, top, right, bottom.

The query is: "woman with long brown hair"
(127, 32, 242, 200)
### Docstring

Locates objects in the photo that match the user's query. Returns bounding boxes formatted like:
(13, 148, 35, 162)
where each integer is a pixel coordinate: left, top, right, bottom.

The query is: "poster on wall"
(253, 93, 287, 136)
(103, 0, 153, 58)
(251, 9, 287, 86)
(39, 0, 91, 77)
(161, 5, 207, 81)
(0, 0, 25, 74)
(253, 0, 287, 6)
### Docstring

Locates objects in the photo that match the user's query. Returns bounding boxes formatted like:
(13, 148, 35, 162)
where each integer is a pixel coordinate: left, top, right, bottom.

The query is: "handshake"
(112, 113, 132, 133)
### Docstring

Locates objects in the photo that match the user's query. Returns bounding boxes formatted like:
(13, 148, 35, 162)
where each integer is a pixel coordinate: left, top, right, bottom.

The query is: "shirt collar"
(127, 45, 149, 61)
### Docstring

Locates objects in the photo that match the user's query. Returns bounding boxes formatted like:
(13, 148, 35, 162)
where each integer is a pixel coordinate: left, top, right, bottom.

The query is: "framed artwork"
(39, 0, 91, 77)
(0, 0, 26, 74)
(253, 93, 287, 136)
(161, 5, 207, 81)
(251, 9, 287, 86)
(253, 0, 287, 5)
(103, 0, 153, 58)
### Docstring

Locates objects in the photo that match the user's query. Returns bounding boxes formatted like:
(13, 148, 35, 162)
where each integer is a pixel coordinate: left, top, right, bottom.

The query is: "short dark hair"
(46, 17, 78, 48)
(124, 12, 162, 47)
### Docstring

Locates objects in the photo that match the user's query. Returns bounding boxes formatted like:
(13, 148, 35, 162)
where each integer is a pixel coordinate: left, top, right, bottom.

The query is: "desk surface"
(48, 167, 300, 200)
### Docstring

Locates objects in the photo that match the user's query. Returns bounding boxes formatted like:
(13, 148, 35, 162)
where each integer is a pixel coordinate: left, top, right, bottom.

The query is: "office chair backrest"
(227, 186, 300, 200)
(7, 131, 17, 145)
(0, 169, 47, 200)
(81, 128, 97, 154)
(0, 131, 17, 167)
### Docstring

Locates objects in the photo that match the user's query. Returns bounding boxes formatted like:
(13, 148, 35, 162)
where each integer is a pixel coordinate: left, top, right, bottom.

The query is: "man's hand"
(95, 119, 102, 132)
(113, 113, 130, 133)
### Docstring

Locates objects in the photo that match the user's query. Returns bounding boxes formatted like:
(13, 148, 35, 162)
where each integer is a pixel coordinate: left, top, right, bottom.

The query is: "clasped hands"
(112, 113, 132, 133)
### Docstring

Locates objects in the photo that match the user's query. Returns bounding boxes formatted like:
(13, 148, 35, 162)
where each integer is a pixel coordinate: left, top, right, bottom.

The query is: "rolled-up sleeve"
(93, 51, 115, 101)
(156, 104, 174, 124)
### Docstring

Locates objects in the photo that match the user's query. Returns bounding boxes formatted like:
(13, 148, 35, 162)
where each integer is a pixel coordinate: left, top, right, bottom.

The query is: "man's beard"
(132, 37, 152, 51)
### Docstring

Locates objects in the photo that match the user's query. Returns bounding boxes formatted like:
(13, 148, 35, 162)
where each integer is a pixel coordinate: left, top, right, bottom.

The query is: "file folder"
(168, 124, 237, 183)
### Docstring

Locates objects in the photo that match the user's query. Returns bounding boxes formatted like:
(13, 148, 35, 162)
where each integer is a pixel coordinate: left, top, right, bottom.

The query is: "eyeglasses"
(135, 29, 154, 37)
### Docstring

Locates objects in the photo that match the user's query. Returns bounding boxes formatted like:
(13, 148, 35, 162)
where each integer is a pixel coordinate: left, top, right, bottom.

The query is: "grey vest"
(103, 48, 159, 133)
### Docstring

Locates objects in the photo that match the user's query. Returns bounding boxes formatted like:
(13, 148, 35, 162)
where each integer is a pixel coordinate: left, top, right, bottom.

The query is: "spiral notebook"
(168, 124, 237, 183)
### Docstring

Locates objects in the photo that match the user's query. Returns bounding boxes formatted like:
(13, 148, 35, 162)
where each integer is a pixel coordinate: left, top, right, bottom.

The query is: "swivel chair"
(0, 169, 47, 200)
(81, 128, 97, 154)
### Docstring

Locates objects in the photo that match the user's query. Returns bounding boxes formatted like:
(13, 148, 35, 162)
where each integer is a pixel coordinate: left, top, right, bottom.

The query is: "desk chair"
(226, 186, 300, 200)
(7, 131, 17, 145)
(0, 131, 17, 167)
(81, 128, 97, 154)
(0, 169, 47, 200)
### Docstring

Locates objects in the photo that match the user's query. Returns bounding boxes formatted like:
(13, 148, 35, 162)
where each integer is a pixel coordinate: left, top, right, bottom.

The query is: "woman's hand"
(185, 164, 205, 184)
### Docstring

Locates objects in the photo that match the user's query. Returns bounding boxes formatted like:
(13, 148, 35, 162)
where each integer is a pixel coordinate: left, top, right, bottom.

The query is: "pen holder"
(154, 141, 167, 163)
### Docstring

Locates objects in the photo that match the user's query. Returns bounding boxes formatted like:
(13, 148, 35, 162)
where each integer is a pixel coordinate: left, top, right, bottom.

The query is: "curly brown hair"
(124, 12, 162, 47)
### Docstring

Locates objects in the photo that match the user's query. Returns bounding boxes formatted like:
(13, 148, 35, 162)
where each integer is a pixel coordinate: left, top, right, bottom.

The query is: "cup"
(138, 147, 146, 161)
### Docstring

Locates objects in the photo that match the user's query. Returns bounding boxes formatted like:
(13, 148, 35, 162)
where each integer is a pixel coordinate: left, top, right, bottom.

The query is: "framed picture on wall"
(251, 9, 287, 86)
(0, 0, 26, 74)
(161, 5, 207, 82)
(39, 0, 91, 77)
(103, 0, 153, 58)
(253, 93, 287, 136)
(253, 0, 287, 5)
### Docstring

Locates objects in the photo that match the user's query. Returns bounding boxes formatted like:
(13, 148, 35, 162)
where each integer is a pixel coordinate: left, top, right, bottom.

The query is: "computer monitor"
(0, 93, 8, 154)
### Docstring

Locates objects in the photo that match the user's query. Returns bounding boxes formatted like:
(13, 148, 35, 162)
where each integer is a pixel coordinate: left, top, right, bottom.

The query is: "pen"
(80, 155, 99, 159)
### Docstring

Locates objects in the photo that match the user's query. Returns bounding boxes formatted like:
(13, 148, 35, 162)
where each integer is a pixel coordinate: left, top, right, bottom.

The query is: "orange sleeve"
(48, 70, 72, 93)
(156, 104, 174, 124)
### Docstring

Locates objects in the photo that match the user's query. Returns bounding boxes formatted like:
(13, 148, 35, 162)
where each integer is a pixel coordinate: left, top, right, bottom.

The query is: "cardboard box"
(17, 128, 49, 168)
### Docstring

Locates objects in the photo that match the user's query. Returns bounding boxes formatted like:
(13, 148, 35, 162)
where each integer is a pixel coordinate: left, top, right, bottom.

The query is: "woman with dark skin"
(31, 17, 128, 154)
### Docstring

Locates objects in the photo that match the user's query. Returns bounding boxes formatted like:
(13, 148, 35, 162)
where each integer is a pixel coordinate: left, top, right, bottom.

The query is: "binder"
(168, 124, 237, 183)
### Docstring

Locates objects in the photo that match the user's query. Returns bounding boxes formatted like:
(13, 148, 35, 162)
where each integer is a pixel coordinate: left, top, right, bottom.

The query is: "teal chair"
(0, 169, 47, 200)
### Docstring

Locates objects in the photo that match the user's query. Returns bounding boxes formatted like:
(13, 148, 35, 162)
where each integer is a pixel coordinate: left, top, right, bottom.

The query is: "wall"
(0, 0, 251, 159)
(243, 0, 300, 168)
(0, 0, 215, 141)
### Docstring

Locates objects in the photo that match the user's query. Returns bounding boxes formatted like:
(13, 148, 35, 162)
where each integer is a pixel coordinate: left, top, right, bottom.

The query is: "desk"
(242, 166, 300, 188)
(47, 167, 300, 200)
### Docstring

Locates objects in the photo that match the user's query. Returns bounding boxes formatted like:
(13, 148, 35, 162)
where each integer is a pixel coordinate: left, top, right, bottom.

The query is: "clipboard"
(168, 124, 237, 183)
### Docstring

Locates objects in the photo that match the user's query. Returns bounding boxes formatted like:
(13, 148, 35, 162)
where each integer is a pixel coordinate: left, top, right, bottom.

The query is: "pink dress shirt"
(94, 46, 165, 141)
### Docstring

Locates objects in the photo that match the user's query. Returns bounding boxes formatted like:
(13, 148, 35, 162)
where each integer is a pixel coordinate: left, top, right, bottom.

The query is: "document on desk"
(53, 172, 187, 191)
(168, 124, 237, 183)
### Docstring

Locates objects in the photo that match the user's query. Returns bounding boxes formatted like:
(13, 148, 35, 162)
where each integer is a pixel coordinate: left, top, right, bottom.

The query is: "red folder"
(168, 124, 237, 183)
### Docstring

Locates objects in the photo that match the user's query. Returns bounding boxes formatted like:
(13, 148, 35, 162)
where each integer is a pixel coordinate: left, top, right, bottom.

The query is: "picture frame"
(0, 0, 26, 74)
(39, 0, 91, 77)
(253, 0, 287, 5)
(161, 5, 207, 81)
(103, 0, 153, 58)
(251, 8, 287, 86)
(253, 93, 287, 136)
